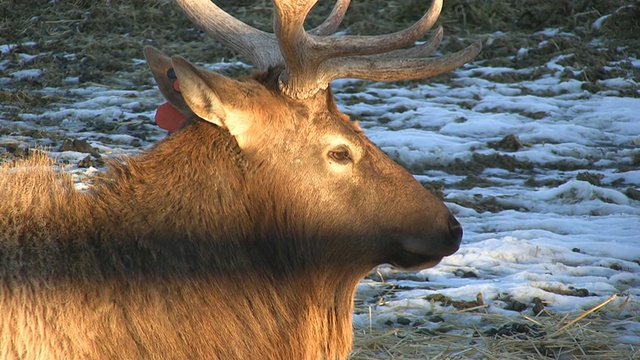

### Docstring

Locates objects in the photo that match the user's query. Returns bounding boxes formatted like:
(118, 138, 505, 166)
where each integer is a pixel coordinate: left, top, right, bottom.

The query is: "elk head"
(144, 0, 480, 274)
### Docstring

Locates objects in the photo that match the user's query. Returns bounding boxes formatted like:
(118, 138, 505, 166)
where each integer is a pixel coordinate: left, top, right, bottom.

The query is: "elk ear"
(170, 56, 253, 141)
(143, 46, 194, 117)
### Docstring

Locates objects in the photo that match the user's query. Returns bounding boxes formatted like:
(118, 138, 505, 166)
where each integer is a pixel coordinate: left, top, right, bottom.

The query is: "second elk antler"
(174, 0, 481, 99)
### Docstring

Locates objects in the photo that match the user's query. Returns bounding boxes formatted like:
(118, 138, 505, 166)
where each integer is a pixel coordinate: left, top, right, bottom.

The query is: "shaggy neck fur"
(0, 121, 366, 359)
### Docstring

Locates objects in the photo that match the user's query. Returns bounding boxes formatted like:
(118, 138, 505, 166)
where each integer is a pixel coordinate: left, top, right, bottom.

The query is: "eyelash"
(328, 148, 352, 163)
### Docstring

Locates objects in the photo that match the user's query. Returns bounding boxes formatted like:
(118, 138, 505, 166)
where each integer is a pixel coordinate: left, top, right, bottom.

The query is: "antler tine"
(173, 0, 281, 68)
(308, 0, 351, 36)
(367, 26, 444, 60)
(319, 40, 482, 85)
(309, 0, 443, 59)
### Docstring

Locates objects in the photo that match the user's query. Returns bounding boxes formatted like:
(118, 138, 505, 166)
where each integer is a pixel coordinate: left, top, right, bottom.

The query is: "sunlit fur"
(0, 67, 457, 359)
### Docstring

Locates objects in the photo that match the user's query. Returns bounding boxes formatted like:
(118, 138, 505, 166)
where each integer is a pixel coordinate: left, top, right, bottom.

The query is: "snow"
(10, 68, 43, 79)
(1, 37, 639, 348)
(0, 44, 17, 55)
(592, 4, 639, 31)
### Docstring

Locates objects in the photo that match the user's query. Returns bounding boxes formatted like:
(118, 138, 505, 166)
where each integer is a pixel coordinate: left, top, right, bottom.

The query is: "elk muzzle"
(391, 211, 462, 270)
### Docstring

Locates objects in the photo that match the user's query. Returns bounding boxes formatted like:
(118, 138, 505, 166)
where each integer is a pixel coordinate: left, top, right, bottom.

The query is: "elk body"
(0, 0, 480, 359)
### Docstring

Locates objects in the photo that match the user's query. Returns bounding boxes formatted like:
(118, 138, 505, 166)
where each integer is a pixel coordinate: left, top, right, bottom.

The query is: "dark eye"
(328, 147, 352, 163)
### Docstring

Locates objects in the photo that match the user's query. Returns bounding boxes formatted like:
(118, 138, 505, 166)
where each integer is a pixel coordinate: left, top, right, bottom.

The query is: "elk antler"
(174, 0, 481, 99)
(173, 0, 350, 68)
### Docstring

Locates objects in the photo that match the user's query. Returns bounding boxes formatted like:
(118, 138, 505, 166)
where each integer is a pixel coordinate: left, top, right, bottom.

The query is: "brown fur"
(1, 67, 460, 359)
(0, 134, 355, 359)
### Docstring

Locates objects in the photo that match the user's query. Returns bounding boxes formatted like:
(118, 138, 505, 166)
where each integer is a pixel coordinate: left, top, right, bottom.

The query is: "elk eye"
(328, 147, 352, 163)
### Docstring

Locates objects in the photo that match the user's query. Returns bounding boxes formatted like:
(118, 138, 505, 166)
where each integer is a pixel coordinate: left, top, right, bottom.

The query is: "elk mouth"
(390, 251, 445, 271)
(390, 232, 461, 270)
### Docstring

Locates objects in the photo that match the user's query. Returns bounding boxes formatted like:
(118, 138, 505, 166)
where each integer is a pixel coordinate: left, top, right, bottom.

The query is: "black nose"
(448, 215, 463, 244)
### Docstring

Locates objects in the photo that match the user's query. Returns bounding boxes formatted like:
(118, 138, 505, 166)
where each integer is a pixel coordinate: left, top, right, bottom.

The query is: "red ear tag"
(173, 79, 181, 93)
(155, 102, 187, 133)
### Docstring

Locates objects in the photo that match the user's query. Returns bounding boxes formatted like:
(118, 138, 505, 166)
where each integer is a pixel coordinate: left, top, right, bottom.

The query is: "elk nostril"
(448, 215, 463, 243)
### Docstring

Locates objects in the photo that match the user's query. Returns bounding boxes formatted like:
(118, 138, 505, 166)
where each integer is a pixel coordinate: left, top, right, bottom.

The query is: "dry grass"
(351, 293, 640, 359)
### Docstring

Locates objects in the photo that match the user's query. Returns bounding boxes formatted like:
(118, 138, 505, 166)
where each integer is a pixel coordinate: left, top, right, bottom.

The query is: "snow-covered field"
(2, 26, 640, 358)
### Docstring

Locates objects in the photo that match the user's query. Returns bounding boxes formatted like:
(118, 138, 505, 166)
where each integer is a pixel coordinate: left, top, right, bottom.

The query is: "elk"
(0, 0, 480, 358)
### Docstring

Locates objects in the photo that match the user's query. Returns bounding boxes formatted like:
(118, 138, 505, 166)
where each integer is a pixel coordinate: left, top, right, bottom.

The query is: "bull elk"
(0, 0, 480, 358)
